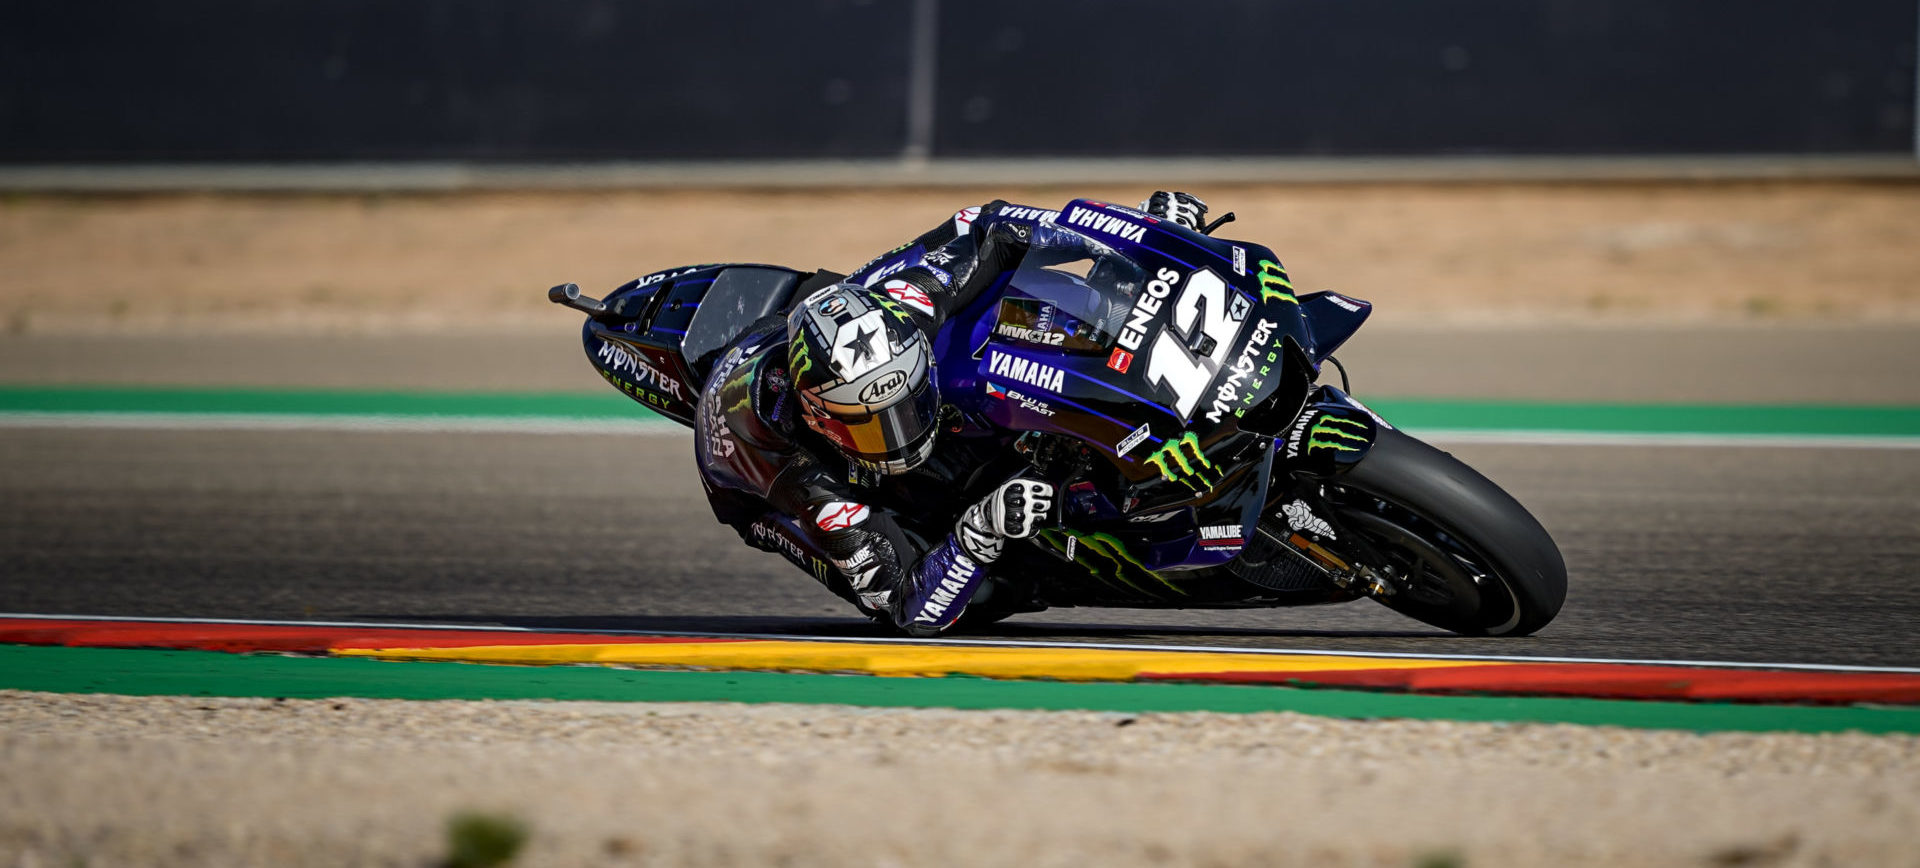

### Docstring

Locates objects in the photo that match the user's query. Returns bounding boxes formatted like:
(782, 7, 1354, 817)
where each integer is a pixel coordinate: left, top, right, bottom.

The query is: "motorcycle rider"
(696, 192, 1212, 635)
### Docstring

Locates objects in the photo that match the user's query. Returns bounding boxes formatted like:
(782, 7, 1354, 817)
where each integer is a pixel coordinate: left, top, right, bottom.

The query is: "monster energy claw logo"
(789, 340, 814, 381)
(874, 293, 914, 325)
(1143, 431, 1222, 492)
(1254, 259, 1297, 305)
(1307, 415, 1369, 453)
(1036, 529, 1186, 597)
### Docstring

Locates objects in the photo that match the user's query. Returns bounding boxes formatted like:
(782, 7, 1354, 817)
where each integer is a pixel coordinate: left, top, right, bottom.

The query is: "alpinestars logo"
(952, 206, 980, 234)
(1282, 499, 1337, 539)
(1063, 207, 1147, 243)
(1143, 431, 1222, 492)
(986, 351, 1066, 393)
(815, 501, 871, 532)
(881, 279, 934, 317)
(1254, 259, 1298, 305)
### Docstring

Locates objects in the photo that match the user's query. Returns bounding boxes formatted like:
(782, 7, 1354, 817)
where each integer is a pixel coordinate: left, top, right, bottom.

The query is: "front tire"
(1330, 426, 1567, 636)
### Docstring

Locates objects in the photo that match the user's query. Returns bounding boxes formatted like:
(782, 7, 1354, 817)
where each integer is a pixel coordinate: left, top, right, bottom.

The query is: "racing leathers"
(693, 194, 1208, 635)
(694, 200, 1047, 635)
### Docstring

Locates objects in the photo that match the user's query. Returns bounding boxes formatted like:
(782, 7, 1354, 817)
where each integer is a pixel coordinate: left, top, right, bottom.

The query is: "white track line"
(1402, 428, 1920, 450)
(3, 412, 1916, 449)
(6, 612, 1917, 674)
(0, 412, 685, 436)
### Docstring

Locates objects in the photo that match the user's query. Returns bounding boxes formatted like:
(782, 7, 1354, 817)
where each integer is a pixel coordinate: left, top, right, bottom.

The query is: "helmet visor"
(812, 375, 940, 465)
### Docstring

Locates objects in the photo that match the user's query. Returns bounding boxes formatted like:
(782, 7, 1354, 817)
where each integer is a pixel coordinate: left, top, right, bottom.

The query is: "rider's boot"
(892, 480, 1055, 636)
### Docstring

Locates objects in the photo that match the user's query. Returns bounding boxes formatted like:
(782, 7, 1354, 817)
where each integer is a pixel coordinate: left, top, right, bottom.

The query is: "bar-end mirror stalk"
(547, 283, 607, 316)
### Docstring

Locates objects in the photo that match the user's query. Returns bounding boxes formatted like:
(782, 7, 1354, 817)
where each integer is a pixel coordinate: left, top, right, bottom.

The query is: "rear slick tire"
(1331, 426, 1567, 637)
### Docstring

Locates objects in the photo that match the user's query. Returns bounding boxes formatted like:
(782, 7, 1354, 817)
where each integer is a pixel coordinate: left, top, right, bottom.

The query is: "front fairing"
(938, 199, 1322, 573)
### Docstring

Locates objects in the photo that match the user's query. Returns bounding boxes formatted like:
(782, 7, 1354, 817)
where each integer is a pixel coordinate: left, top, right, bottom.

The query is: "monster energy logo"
(1307, 416, 1368, 453)
(789, 340, 814, 381)
(1035, 529, 1187, 597)
(1254, 259, 1297, 305)
(1143, 431, 1223, 492)
(874, 293, 914, 325)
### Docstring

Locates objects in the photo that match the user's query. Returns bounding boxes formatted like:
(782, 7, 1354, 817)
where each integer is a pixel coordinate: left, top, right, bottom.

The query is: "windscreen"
(996, 223, 1145, 354)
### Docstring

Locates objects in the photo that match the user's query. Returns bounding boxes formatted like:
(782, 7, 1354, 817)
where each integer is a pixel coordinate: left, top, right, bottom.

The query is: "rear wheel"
(1328, 427, 1566, 636)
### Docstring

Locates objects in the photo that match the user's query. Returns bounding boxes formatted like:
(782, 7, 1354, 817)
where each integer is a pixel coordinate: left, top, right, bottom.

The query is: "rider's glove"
(1142, 191, 1208, 232)
(955, 479, 1056, 565)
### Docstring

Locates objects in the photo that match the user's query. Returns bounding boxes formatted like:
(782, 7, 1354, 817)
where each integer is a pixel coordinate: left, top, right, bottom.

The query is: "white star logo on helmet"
(829, 310, 891, 381)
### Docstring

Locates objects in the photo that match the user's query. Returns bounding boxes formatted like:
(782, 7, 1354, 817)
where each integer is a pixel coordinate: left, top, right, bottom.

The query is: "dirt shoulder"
(2, 182, 1916, 334)
(3, 691, 1916, 867)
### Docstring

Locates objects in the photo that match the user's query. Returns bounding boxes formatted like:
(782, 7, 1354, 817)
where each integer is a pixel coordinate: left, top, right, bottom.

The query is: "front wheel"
(1327, 426, 1567, 636)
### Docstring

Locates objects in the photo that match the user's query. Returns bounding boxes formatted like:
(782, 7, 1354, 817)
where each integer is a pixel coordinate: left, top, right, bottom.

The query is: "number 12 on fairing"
(1143, 269, 1240, 419)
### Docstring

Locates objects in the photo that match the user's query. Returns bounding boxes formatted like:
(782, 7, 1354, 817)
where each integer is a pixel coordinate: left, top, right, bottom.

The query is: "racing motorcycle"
(549, 199, 1566, 636)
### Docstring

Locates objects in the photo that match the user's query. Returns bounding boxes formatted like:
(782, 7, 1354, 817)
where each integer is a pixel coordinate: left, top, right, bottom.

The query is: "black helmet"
(787, 283, 939, 475)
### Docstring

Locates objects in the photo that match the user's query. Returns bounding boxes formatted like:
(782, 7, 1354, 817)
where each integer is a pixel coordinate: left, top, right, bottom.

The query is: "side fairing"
(937, 199, 1318, 574)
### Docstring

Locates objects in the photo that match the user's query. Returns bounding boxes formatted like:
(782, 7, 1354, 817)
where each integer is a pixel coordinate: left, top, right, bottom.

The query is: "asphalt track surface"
(2, 326, 1917, 668)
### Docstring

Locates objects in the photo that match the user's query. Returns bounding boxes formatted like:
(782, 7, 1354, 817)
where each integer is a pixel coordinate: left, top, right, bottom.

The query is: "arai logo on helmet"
(858, 369, 909, 404)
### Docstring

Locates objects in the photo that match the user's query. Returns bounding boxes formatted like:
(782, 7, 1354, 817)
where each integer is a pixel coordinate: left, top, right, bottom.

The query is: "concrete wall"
(3, 0, 1913, 161)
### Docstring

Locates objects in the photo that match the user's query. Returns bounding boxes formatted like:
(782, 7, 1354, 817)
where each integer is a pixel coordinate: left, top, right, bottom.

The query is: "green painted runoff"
(2, 385, 1916, 438)
(2, 645, 1916, 735)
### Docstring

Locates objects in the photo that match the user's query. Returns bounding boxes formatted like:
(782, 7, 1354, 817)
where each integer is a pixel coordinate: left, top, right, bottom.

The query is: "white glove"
(955, 479, 1056, 564)
(1141, 191, 1208, 232)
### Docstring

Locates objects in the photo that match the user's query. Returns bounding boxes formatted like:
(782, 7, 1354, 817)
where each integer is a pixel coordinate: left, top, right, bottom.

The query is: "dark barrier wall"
(1, 0, 912, 160)
(938, 0, 1918, 156)
(2, 0, 1913, 161)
